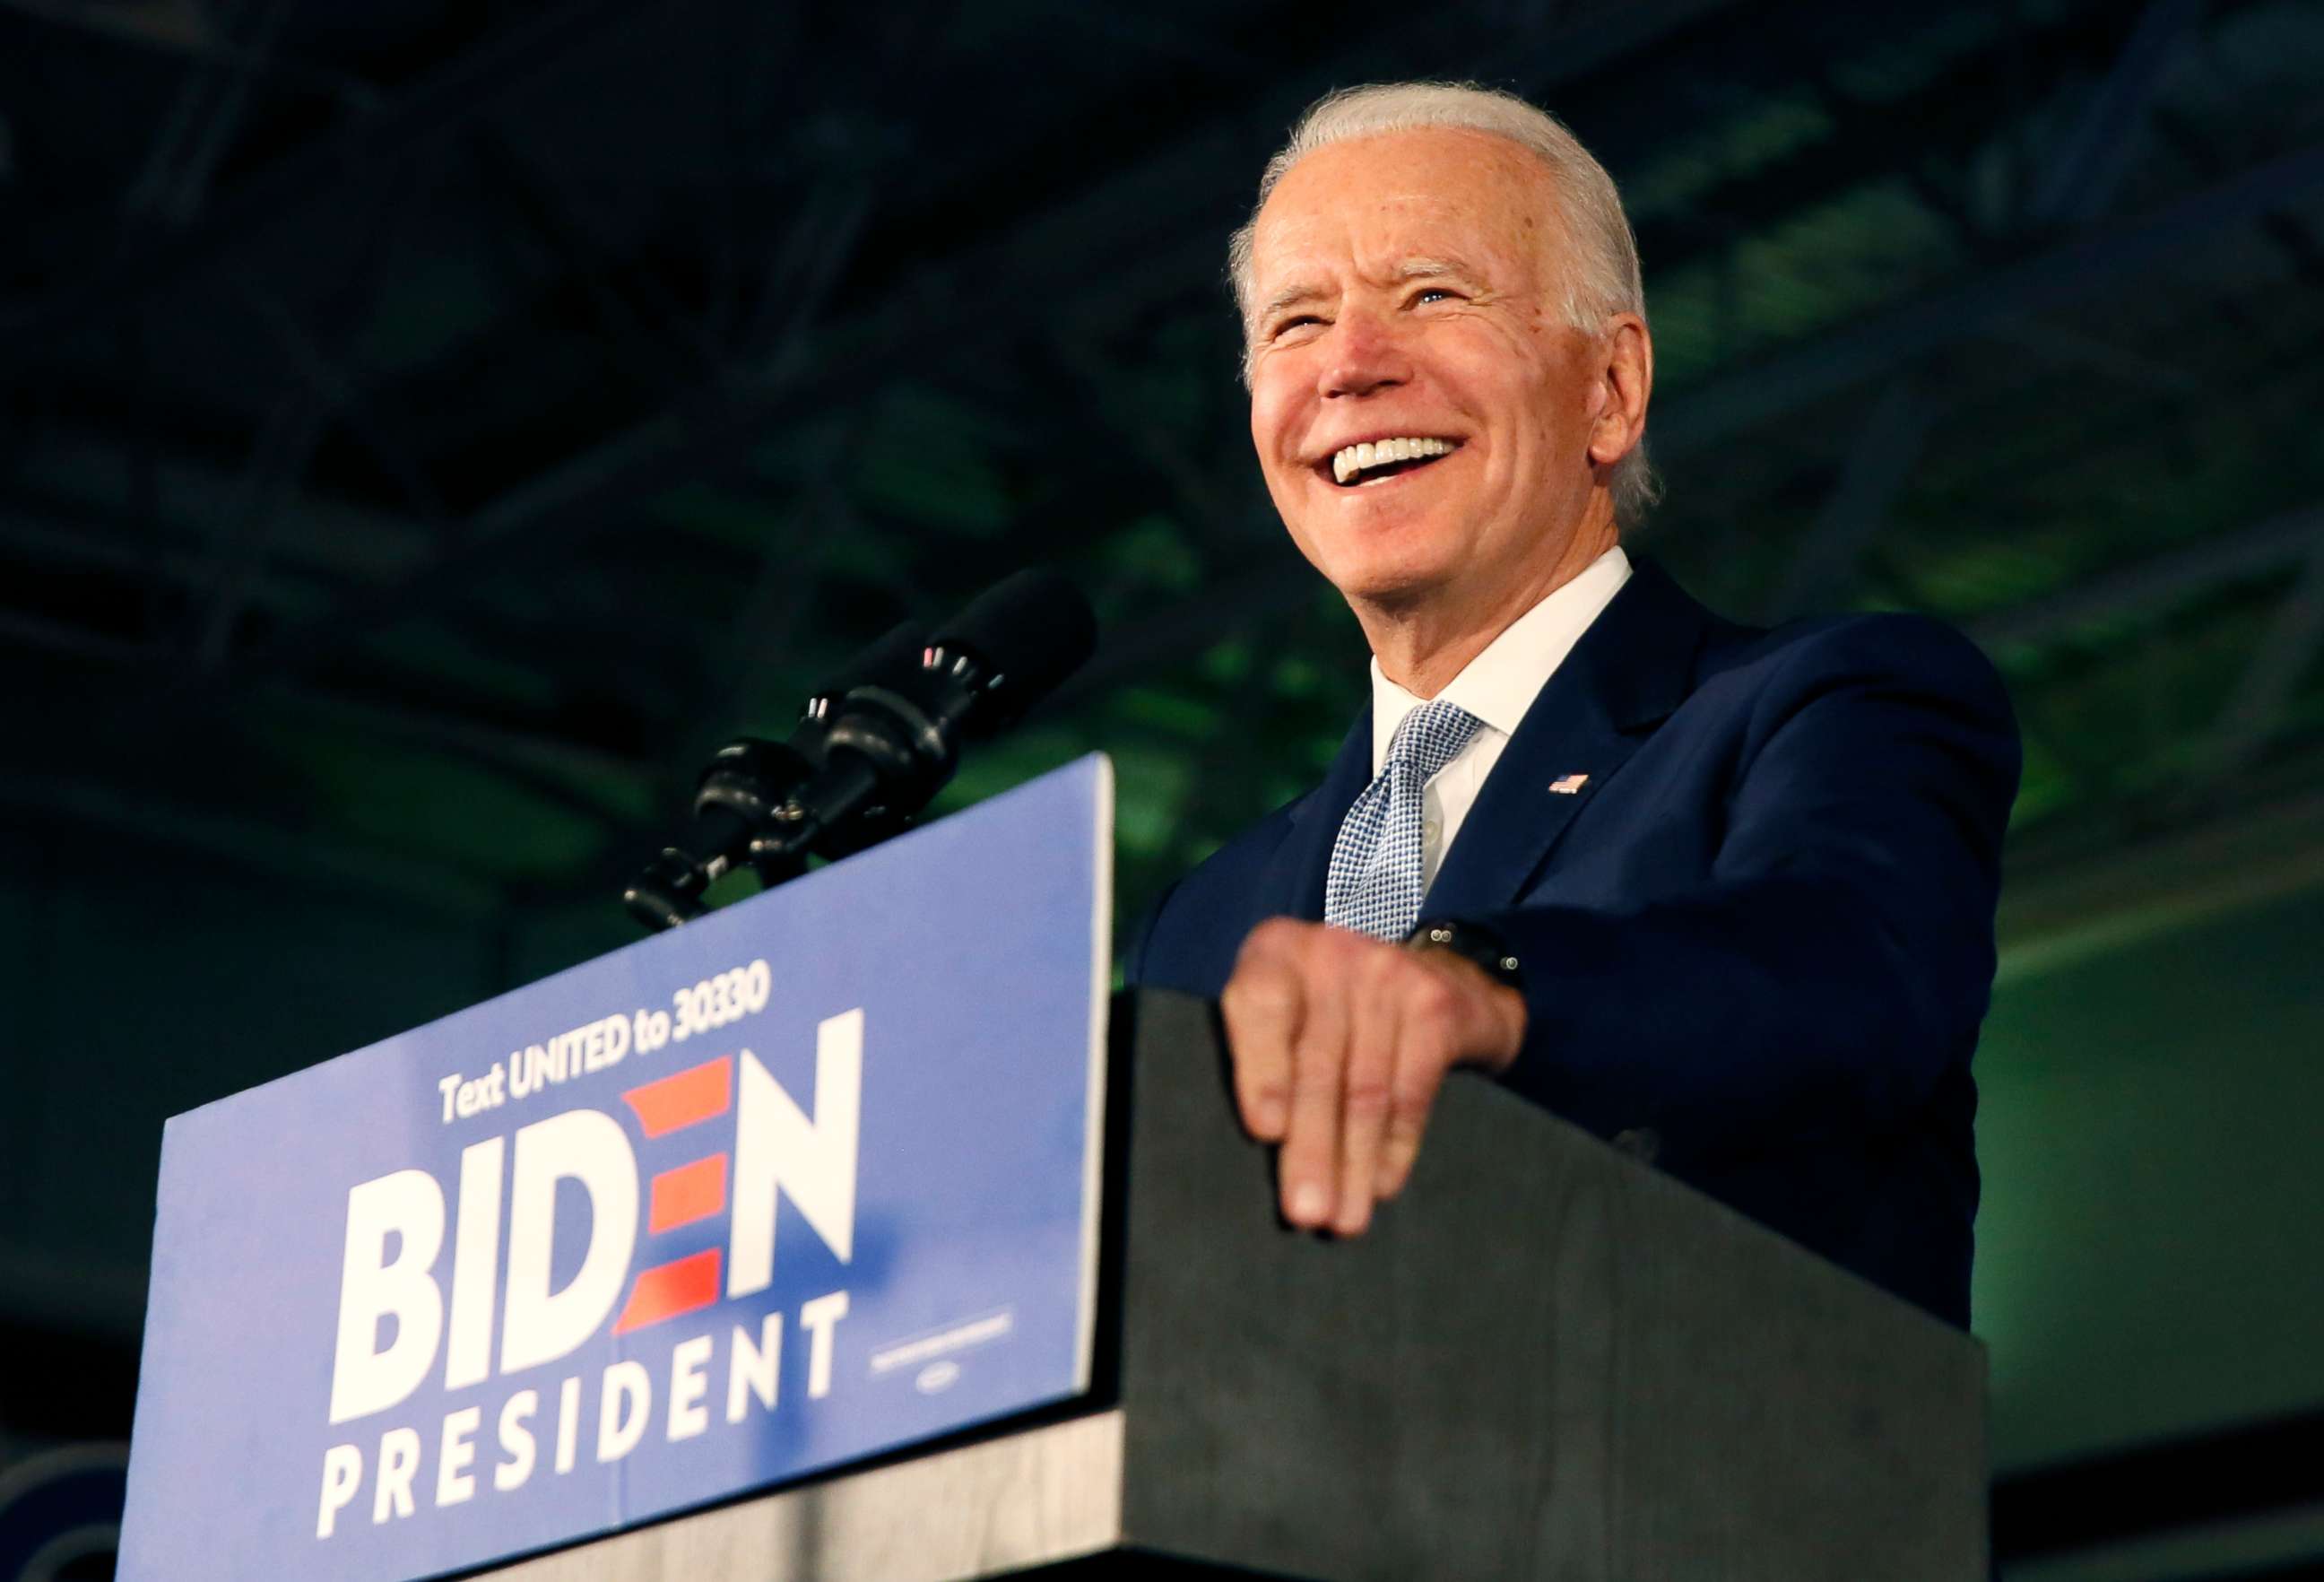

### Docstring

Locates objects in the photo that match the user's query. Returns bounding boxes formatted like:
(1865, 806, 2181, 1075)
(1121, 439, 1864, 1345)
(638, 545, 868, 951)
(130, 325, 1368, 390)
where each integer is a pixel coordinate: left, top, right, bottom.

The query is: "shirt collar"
(1369, 544, 1633, 772)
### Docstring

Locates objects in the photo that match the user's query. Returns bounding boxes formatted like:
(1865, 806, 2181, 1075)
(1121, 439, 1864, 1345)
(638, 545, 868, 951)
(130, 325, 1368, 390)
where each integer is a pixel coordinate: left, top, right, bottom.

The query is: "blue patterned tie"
(1324, 699, 1484, 941)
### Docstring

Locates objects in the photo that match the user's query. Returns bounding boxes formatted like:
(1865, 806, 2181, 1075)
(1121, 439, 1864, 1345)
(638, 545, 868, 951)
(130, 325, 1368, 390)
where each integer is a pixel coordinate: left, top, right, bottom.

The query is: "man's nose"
(1320, 309, 1411, 398)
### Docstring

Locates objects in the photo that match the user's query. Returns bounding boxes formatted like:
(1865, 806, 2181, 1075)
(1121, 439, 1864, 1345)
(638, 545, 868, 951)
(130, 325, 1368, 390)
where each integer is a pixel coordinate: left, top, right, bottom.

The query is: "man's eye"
(1273, 315, 1324, 338)
(1413, 287, 1458, 306)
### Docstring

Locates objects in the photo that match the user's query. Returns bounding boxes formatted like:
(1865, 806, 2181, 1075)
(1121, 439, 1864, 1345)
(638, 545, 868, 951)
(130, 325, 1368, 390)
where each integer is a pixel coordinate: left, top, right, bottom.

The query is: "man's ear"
(1589, 315, 1653, 467)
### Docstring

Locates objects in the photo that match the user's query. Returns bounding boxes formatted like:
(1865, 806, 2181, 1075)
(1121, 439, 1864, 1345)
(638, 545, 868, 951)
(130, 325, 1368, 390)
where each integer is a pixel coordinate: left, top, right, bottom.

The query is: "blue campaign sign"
(118, 755, 1114, 1582)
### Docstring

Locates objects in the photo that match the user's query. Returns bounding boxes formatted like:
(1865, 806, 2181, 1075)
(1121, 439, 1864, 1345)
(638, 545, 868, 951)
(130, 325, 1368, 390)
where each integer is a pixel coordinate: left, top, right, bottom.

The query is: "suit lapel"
(1255, 708, 1374, 921)
(1422, 558, 1712, 920)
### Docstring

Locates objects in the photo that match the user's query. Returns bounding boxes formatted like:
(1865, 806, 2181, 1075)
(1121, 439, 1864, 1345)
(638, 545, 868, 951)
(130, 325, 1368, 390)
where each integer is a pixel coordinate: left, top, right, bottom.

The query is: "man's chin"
(1319, 558, 1459, 615)
(1282, 511, 1474, 613)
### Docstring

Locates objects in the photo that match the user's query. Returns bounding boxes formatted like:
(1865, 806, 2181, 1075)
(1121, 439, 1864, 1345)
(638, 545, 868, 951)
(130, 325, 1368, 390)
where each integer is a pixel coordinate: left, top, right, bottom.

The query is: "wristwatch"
(1403, 917, 1524, 992)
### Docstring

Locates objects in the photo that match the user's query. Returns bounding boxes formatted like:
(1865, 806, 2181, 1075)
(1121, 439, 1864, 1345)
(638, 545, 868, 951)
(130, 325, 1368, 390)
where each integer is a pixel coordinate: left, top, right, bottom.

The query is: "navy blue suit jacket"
(1128, 558, 2020, 1328)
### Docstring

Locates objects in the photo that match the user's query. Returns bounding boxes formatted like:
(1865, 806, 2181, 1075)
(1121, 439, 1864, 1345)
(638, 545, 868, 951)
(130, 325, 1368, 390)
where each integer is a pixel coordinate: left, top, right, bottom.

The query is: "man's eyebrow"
(1251, 257, 1483, 329)
(1393, 256, 1478, 282)
(1253, 282, 1327, 325)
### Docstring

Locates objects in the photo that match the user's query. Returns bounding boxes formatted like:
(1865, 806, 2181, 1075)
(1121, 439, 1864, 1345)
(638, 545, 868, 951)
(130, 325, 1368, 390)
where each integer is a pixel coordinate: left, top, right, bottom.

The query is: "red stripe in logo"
(647, 1154, 728, 1235)
(622, 1056, 732, 1138)
(612, 1248, 723, 1334)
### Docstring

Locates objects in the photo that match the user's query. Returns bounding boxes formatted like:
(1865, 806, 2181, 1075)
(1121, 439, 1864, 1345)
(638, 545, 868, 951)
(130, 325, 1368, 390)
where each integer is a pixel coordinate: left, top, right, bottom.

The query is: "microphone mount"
(749, 639, 1002, 867)
(620, 569, 1096, 934)
(621, 735, 820, 933)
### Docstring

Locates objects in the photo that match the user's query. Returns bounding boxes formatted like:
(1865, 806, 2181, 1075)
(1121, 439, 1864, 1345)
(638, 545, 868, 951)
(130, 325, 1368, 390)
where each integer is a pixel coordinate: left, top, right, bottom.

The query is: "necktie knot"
(1384, 698, 1482, 784)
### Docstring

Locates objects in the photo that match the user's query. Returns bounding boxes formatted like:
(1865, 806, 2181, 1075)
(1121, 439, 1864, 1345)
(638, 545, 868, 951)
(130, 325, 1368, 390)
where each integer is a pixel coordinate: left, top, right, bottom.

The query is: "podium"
(120, 760, 1983, 1582)
(471, 987, 1987, 1582)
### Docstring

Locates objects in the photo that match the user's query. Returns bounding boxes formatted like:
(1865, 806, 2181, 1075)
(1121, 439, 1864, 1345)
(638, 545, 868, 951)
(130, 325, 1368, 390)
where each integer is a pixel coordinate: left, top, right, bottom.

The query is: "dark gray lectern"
(475, 989, 1986, 1581)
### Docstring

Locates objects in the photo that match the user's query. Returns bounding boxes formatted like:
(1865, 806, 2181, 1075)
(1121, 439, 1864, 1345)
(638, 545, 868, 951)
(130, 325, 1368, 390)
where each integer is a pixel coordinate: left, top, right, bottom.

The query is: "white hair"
(1227, 81, 1661, 524)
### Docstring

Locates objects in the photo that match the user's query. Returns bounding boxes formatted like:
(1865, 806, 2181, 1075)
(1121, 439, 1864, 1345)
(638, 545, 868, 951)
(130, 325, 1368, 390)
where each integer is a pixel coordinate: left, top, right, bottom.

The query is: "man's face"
(1244, 127, 1621, 617)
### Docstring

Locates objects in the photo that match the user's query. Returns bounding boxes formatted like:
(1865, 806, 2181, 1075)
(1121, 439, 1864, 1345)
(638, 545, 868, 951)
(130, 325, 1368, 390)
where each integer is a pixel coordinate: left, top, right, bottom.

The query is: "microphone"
(939, 565, 1102, 737)
(750, 569, 1097, 867)
(621, 621, 929, 932)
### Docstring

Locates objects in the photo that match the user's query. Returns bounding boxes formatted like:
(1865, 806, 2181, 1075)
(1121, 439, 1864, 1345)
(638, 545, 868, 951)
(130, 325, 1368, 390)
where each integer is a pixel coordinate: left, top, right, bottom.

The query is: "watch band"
(1403, 916, 1524, 992)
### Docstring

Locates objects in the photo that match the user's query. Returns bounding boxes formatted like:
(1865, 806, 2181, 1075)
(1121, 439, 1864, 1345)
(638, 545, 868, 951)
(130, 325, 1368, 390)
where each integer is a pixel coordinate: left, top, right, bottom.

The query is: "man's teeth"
(1331, 436, 1455, 484)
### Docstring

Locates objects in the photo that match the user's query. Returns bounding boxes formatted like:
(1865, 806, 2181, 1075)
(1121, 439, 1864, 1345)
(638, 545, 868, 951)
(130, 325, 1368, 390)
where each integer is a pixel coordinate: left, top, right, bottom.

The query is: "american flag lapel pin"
(1548, 772, 1590, 795)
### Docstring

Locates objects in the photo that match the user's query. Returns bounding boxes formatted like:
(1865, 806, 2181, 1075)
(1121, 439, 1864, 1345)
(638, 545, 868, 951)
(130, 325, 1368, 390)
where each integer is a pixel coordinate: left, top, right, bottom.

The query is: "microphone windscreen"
(806, 620, 929, 706)
(936, 569, 1097, 717)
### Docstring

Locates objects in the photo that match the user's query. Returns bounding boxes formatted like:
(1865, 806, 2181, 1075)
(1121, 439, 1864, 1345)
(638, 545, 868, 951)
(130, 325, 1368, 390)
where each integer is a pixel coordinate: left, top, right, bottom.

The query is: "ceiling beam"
(123, 0, 298, 224)
(1998, 778, 2324, 983)
(0, 769, 503, 917)
(0, 0, 374, 109)
(2198, 540, 2324, 778)
(1760, 380, 1938, 620)
(2023, 0, 2209, 229)
(0, 0, 659, 373)
(1654, 138, 2324, 456)
(1967, 506, 2324, 652)
(1760, 0, 2214, 621)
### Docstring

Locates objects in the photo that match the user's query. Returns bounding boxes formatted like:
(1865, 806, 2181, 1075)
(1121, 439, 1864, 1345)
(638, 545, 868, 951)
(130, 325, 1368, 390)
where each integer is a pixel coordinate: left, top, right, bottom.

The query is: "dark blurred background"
(1, 0, 2320, 1577)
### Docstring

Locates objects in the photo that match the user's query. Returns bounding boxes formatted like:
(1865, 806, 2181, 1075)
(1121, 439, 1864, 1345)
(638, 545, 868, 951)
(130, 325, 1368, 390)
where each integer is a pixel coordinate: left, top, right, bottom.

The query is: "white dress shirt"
(1369, 544, 1633, 891)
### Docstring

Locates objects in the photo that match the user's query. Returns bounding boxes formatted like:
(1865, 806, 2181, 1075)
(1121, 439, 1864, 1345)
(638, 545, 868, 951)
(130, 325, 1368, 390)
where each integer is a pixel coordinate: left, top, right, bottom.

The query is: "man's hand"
(1218, 917, 1527, 1237)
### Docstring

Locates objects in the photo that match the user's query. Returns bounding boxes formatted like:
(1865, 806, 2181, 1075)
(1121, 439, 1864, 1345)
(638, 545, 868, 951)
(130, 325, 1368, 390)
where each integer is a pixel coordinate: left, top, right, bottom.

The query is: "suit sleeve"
(1122, 876, 1184, 987)
(1475, 616, 2020, 1168)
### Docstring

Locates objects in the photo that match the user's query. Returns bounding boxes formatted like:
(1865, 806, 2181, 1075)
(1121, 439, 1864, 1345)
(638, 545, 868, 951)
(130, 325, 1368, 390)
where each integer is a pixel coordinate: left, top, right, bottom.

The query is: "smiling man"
(1128, 83, 2021, 1329)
